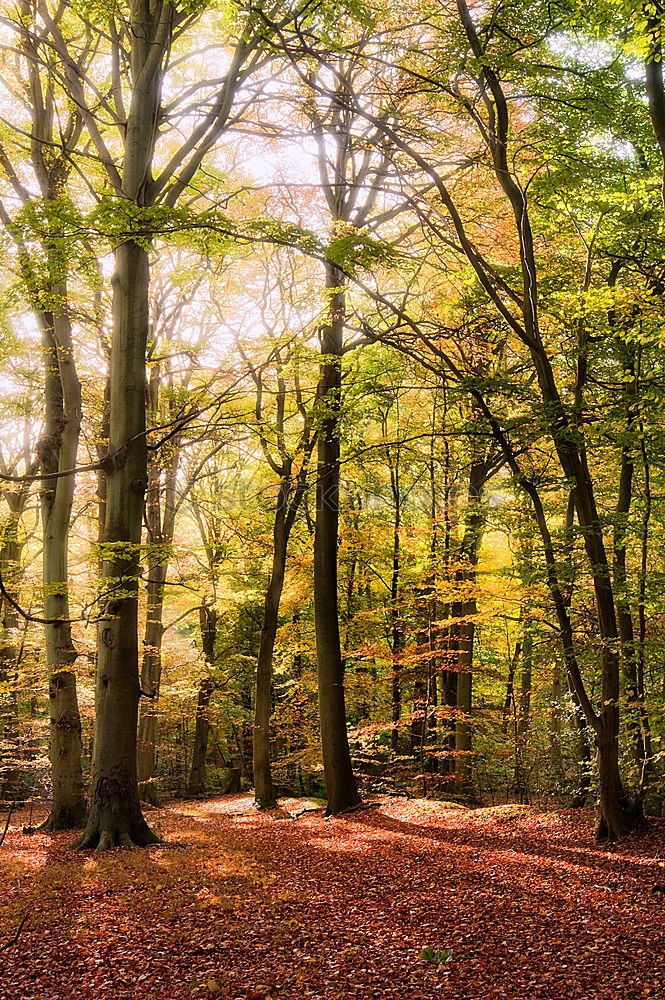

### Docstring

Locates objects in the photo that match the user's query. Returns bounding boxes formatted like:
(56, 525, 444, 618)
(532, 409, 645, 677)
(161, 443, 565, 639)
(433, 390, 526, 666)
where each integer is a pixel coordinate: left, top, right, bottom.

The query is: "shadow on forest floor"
(1, 794, 664, 1000)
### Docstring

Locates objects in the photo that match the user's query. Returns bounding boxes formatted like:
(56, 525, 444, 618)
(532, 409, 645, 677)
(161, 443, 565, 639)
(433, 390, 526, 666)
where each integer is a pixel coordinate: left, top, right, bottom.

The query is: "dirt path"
(0, 795, 663, 999)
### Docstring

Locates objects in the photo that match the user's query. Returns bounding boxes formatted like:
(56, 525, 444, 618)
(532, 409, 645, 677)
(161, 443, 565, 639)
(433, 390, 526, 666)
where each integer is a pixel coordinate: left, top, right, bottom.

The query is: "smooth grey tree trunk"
(75, 0, 174, 850)
(137, 360, 180, 801)
(77, 241, 158, 851)
(40, 287, 86, 829)
(0, 36, 87, 825)
(0, 499, 28, 800)
(136, 568, 166, 803)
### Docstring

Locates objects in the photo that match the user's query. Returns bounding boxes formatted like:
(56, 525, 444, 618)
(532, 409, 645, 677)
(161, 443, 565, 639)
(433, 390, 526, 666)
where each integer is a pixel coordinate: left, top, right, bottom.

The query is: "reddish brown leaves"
(1, 796, 663, 999)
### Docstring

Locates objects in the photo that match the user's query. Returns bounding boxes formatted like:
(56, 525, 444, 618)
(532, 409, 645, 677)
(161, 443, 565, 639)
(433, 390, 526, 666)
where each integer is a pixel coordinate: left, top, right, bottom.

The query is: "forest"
(0, 1, 664, 997)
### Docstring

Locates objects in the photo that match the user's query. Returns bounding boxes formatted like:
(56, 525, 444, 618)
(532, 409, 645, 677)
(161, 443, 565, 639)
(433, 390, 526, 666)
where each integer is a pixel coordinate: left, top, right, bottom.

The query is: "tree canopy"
(0, 0, 664, 853)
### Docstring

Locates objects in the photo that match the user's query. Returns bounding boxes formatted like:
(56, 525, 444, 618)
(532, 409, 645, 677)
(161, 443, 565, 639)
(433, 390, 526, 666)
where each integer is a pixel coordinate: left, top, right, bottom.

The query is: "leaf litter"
(0, 795, 663, 1000)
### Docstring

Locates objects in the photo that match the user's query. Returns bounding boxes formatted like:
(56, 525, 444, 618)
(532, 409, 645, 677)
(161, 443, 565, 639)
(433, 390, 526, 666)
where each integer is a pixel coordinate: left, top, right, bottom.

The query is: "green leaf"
(420, 946, 453, 964)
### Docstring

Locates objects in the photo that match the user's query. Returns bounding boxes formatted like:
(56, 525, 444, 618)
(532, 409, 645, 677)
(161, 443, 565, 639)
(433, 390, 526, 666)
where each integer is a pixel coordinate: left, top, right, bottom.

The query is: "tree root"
(37, 809, 87, 834)
(96, 831, 115, 854)
(324, 798, 366, 819)
(74, 824, 161, 853)
(595, 797, 645, 843)
(72, 830, 94, 850)
(253, 797, 278, 811)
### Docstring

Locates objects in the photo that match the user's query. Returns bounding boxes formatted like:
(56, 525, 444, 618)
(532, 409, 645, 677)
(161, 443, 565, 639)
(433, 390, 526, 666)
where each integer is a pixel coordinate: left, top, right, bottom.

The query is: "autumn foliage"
(1, 795, 664, 999)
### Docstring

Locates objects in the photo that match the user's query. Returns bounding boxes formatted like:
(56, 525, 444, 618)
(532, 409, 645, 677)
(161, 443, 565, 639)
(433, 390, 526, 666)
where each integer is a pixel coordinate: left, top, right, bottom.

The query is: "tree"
(40, 0, 304, 850)
(0, 5, 88, 827)
(314, 0, 659, 837)
(136, 265, 209, 802)
(0, 413, 37, 800)
(235, 270, 316, 808)
(306, 55, 395, 814)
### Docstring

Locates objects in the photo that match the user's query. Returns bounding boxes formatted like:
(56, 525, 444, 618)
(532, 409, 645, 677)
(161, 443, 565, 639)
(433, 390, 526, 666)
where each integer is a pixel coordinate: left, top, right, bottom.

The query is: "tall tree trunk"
(613, 436, 653, 795)
(389, 455, 402, 753)
(549, 662, 565, 787)
(40, 284, 86, 830)
(188, 606, 217, 796)
(253, 482, 289, 809)
(96, 379, 111, 575)
(188, 679, 214, 797)
(454, 620, 475, 796)
(569, 681, 592, 809)
(307, 64, 389, 813)
(0, 583, 22, 801)
(453, 459, 486, 798)
(411, 664, 428, 754)
(439, 652, 457, 777)
(314, 263, 360, 815)
(451, 0, 640, 837)
(644, 9, 665, 208)
(0, 488, 29, 800)
(514, 625, 533, 803)
(136, 568, 165, 802)
(76, 0, 171, 848)
(136, 372, 180, 800)
(637, 429, 659, 813)
(596, 710, 642, 841)
(502, 639, 521, 734)
(77, 241, 157, 851)
(517, 626, 532, 739)
(438, 392, 457, 776)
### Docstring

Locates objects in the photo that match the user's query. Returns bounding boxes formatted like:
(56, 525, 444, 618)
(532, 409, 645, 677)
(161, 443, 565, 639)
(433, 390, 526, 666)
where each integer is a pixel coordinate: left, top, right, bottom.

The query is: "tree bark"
(250, 343, 314, 808)
(388, 445, 402, 753)
(450, 0, 641, 837)
(517, 627, 533, 739)
(0, 515, 26, 801)
(39, 284, 86, 830)
(187, 678, 214, 797)
(253, 486, 288, 809)
(136, 568, 165, 803)
(0, 21, 87, 825)
(453, 458, 487, 798)
(75, 0, 174, 850)
(187, 605, 217, 797)
(569, 681, 592, 809)
(613, 432, 653, 796)
(644, 7, 665, 208)
(596, 712, 643, 841)
(454, 622, 474, 796)
(136, 354, 180, 801)
(77, 241, 158, 851)
(314, 263, 360, 814)
(0, 617, 21, 800)
(411, 667, 428, 754)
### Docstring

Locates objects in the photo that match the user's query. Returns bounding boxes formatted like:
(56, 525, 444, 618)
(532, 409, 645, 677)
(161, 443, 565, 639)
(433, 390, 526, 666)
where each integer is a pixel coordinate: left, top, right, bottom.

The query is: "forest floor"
(0, 795, 664, 1000)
